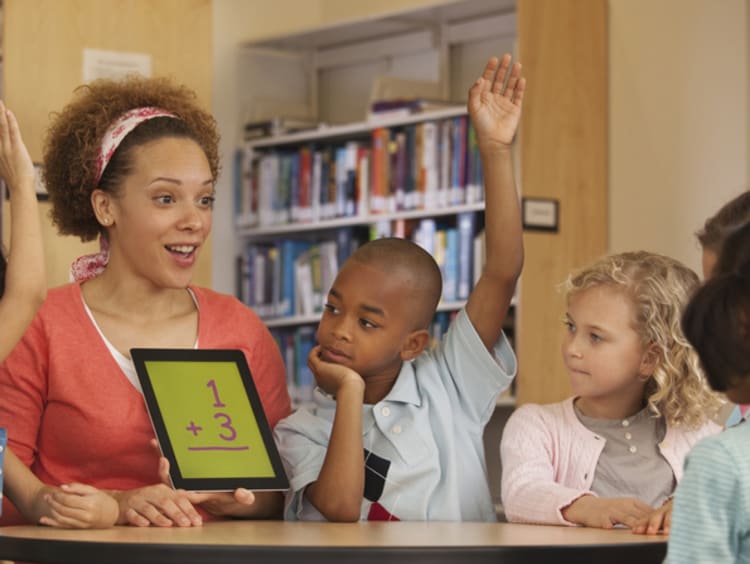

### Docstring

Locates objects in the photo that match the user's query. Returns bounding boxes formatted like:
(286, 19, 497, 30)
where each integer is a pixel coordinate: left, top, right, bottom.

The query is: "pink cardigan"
(0, 283, 291, 525)
(500, 397, 721, 525)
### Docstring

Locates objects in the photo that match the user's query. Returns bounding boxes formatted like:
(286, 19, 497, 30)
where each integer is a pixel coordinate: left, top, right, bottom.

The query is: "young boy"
(273, 54, 525, 522)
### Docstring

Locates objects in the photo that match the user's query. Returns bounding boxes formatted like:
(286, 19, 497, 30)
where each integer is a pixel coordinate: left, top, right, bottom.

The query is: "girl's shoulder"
(506, 397, 577, 431)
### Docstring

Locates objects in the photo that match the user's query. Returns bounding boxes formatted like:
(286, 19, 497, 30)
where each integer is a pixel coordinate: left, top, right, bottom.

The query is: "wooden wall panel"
(2, 0, 212, 288)
(516, 0, 608, 404)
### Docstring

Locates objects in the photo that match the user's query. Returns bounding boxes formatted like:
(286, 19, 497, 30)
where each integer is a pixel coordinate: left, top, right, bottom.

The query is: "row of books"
(271, 310, 463, 408)
(236, 115, 485, 228)
(236, 213, 485, 320)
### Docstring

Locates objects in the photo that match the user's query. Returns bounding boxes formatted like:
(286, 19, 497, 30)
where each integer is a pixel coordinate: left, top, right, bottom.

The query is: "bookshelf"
(237, 104, 516, 407)
(232, 0, 609, 411)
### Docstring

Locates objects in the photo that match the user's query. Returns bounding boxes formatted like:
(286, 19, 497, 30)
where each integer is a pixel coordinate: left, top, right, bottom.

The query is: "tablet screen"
(131, 348, 288, 492)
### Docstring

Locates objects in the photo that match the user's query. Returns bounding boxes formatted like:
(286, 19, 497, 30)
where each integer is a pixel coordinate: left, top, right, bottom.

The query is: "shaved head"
(349, 238, 442, 329)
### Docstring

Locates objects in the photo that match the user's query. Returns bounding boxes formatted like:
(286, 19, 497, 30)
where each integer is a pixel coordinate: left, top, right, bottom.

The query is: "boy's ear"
(400, 329, 430, 361)
(639, 344, 660, 377)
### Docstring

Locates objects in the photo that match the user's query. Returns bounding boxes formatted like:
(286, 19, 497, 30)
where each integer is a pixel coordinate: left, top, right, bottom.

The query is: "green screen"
(145, 360, 274, 478)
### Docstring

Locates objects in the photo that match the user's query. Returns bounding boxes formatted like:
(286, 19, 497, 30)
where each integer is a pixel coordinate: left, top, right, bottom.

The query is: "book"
(457, 212, 476, 300)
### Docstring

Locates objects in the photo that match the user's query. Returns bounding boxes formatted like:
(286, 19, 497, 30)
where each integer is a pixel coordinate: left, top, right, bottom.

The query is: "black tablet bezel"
(131, 348, 288, 492)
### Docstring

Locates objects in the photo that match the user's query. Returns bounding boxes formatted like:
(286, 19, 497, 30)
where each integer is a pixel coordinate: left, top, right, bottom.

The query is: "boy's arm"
(0, 102, 46, 362)
(465, 55, 525, 350)
(303, 346, 365, 522)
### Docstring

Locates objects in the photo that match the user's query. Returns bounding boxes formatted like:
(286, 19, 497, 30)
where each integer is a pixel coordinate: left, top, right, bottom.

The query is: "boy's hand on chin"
(308, 345, 364, 397)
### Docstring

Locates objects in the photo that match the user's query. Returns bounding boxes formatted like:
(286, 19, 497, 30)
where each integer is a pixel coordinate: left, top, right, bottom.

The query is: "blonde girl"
(500, 251, 722, 529)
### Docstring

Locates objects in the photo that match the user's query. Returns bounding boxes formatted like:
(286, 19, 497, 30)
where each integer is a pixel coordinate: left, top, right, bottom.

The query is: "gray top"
(575, 404, 674, 508)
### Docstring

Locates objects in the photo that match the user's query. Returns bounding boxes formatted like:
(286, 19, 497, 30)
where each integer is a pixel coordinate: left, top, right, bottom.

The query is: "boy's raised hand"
(468, 54, 525, 151)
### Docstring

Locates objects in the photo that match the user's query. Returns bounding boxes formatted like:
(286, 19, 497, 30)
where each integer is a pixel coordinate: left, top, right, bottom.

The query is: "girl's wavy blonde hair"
(562, 251, 723, 429)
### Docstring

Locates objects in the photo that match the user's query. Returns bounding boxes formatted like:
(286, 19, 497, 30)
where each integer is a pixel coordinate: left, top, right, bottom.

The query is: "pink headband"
(94, 106, 177, 186)
(70, 236, 110, 283)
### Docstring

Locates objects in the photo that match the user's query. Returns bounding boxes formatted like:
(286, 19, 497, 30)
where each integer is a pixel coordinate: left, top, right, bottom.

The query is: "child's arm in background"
(302, 345, 365, 522)
(4, 448, 118, 528)
(0, 101, 46, 362)
(465, 54, 525, 350)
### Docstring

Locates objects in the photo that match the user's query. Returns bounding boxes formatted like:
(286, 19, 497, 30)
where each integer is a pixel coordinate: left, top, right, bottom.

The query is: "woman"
(0, 76, 291, 527)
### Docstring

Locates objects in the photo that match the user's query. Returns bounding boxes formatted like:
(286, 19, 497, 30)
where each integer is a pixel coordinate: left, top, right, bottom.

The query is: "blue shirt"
(274, 309, 516, 521)
(665, 422, 750, 563)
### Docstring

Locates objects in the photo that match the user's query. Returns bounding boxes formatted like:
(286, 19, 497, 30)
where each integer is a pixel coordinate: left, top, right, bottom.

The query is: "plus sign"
(186, 421, 203, 436)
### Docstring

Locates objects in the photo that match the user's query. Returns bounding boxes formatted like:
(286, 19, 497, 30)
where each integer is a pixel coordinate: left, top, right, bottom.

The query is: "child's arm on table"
(4, 449, 118, 528)
(464, 54, 525, 349)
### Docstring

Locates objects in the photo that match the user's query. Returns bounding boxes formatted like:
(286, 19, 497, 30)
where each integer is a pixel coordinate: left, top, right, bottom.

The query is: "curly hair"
(42, 75, 220, 241)
(562, 251, 723, 429)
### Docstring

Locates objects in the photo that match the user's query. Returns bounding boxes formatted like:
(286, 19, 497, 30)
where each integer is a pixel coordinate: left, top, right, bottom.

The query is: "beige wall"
(609, 0, 748, 274)
(2, 0, 213, 288)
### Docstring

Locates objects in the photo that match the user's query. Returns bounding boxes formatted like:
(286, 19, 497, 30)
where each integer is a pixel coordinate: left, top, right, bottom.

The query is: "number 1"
(206, 379, 226, 408)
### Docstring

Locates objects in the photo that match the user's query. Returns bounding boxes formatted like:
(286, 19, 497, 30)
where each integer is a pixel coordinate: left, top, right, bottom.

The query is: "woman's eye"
(156, 195, 174, 204)
(200, 196, 216, 208)
(360, 319, 376, 329)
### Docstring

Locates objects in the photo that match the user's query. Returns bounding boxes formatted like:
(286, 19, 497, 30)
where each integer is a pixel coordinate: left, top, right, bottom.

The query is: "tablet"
(131, 348, 288, 492)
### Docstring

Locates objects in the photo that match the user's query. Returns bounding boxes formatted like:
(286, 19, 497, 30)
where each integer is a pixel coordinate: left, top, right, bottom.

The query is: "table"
(0, 521, 667, 564)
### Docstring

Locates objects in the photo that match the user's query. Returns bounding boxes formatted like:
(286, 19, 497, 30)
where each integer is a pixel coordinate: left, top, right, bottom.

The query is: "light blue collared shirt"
(274, 308, 516, 521)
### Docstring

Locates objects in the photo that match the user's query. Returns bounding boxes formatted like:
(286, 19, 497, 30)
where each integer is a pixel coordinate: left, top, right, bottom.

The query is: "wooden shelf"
(241, 0, 514, 52)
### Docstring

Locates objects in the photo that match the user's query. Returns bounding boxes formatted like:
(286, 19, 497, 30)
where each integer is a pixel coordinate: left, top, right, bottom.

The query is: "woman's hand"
(112, 484, 203, 527)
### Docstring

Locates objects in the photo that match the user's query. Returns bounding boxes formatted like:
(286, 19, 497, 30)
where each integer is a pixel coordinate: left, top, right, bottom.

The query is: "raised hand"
(0, 100, 35, 195)
(308, 345, 364, 398)
(467, 54, 526, 151)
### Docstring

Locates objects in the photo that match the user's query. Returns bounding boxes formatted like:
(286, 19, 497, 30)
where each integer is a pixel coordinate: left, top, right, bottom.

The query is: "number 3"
(214, 412, 237, 441)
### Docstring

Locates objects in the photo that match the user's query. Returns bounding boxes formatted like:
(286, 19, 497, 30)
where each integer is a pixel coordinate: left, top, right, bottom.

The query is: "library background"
(1, 0, 608, 511)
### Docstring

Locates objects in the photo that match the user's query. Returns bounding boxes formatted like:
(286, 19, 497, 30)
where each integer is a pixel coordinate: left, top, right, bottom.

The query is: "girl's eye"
(323, 303, 339, 315)
(359, 319, 376, 329)
(590, 333, 602, 343)
(200, 195, 216, 208)
(156, 194, 174, 204)
(563, 320, 575, 333)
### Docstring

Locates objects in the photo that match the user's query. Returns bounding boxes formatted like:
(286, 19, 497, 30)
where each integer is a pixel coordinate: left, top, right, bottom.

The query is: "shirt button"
(625, 432, 632, 440)
(629, 445, 637, 454)
(381, 407, 391, 417)
(622, 420, 630, 427)
(392, 425, 402, 435)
